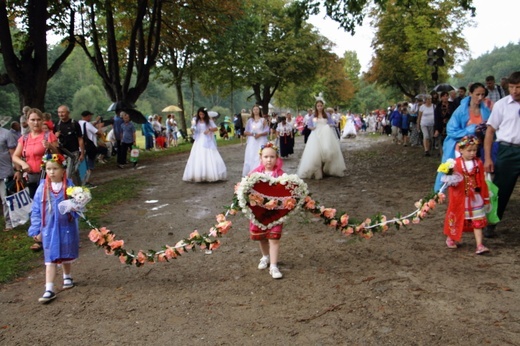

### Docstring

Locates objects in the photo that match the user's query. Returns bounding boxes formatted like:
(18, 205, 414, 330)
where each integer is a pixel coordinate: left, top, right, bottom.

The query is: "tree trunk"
(0, 0, 74, 112)
(174, 80, 187, 132)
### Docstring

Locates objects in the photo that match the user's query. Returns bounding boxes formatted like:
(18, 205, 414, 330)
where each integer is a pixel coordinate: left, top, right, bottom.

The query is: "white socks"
(45, 282, 54, 292)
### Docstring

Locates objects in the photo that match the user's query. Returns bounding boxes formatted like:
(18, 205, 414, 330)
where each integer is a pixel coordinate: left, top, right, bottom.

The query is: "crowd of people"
(3, 71, 519, 302)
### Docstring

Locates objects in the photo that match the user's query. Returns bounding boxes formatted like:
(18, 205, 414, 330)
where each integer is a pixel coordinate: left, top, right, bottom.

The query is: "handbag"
(4, 181, 33, 228)
(485, 173, 500, 224)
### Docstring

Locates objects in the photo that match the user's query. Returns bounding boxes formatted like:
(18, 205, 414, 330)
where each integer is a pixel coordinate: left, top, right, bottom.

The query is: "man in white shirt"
(79, 111, 101, 188)
(483, 71, 520, 237)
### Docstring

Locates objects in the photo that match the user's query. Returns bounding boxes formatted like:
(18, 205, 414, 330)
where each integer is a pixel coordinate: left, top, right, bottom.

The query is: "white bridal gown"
(183, 120, 227, 182)
(297, 117, 346, 179)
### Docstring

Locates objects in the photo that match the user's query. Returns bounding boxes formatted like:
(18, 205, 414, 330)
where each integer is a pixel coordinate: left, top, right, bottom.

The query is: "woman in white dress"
(297, 100, 346, 179)
(341, 113, 357, 138)
(183, 107, 227, 182)
(242, 105, 269, 176)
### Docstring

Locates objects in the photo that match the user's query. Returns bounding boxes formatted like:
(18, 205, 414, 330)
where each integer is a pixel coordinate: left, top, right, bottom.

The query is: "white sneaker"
(258, 257, 269, 270)
(269, 267, 283, 279)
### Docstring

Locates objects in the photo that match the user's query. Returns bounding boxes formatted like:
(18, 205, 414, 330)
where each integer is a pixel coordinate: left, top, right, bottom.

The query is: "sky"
(308, 0, 519, 73)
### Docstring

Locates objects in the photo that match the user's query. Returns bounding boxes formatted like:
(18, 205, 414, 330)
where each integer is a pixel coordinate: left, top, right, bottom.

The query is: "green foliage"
(72, 85, 108, 119)
(196, 0, 328, 111)
(367, 0, 471, 98)
(452, 42, 520, 88)
(343, 51, 361, 88)
(288, 0, 475, 33)
(348, 81, 393, 113)
(0, 86, 19, 118)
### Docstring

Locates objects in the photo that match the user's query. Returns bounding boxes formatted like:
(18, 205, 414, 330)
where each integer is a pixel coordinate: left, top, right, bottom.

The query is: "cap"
(81, 110, 94, 117)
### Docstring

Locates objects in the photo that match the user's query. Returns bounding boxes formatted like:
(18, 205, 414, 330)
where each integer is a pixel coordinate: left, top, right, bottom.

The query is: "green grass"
(0, 176, 143, 283)
(0, 135, 240, 283)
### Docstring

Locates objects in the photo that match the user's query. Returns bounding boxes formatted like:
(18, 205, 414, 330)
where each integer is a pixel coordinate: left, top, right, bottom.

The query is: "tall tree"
(343, 50, 361, 88)
(75, 0, 162, 107)
(197, 0, 327, 114)
(0, 0, 76, 110)
(156, 0, 241, 130)
(366, 0, 470, 98)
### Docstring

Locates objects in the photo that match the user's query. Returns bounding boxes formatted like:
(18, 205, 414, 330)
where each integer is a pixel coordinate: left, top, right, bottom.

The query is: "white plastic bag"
(4, 185, 32, 227)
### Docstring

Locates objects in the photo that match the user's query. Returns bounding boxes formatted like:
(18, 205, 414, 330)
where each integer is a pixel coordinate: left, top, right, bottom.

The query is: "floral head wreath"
(458, 135, 479, 148)
(42, 153, 67, 168)
(259, 142, 279, 155)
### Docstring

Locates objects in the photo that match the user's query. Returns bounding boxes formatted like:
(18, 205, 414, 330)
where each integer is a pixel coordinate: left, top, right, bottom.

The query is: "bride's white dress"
(183, 120, 227, 182)
(242, 118, 269, 176)
(341, 115, 357, 138)
(297, 118, 346, 179)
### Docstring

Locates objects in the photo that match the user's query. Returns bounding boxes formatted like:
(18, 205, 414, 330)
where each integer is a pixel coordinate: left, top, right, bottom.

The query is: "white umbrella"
(208, 111, 220, 118)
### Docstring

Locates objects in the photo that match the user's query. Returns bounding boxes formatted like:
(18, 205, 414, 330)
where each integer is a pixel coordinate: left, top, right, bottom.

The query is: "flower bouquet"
(438, 158, 462, 188)
(58, 186, 92, 216)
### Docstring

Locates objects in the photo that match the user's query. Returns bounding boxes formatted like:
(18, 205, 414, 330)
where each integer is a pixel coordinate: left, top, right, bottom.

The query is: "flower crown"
(259, 142, 279, 155)
(42, 153, 67, 168)
(458, 135, 479, 148)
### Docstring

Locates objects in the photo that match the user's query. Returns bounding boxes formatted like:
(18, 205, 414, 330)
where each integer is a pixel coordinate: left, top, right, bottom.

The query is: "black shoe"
(483, 225, 497, 238)
(424, 151, 430, 157)
(38, 290, 56, 304)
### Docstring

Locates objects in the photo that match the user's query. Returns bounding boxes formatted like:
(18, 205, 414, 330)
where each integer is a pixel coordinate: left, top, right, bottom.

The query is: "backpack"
(496, 85, 504, 98)
(82, 122, 98, 160)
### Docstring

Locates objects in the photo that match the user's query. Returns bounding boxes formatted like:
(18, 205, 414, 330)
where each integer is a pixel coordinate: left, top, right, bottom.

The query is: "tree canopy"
(0, 0, 76, 109)
(365, 0, 470, 98)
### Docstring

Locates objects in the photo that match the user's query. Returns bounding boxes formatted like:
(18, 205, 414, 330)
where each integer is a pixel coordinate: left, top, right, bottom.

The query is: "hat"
(81, 110, 94, 117)
(148, 115, 153, 120)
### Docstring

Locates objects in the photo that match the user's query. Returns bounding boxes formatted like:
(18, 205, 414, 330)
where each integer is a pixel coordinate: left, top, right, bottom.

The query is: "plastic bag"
(485, 173, 500, 224)
(4, 182, 32, 227)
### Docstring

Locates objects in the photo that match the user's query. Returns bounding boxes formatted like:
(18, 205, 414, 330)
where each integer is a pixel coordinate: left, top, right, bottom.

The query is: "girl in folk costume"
(276, 116, 293, 158)
(28, 154, 80, 303)
(443, 136, 490, 254)
(249, 143, 285, 279)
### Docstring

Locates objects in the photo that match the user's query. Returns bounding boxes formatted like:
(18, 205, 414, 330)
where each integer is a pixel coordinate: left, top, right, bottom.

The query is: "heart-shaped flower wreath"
(235, 172, 309, 230)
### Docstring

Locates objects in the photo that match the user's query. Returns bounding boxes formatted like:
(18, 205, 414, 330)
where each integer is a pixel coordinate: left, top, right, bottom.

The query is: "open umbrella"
(107, 100, 136, 112)
(432, 83, 455, 93)
(107, 100, 147, 124)
(208, 111, 220, 119)
(162, 105, 182, 112)
(415, 93, 429, 101)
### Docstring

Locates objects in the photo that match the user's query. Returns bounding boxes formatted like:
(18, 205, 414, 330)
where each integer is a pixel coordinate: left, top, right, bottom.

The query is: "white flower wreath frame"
(236, 172, 309, 230)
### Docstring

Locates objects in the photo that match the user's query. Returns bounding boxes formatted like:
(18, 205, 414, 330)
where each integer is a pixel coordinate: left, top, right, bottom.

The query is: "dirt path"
(1, 134, 520, 345)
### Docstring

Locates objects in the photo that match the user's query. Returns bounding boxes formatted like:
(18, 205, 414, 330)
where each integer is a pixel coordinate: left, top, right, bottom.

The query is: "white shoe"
(258, 257, 269, 270)
(269, 266, 283, 279)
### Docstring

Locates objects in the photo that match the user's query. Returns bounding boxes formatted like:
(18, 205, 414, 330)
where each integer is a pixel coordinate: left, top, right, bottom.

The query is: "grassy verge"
(0, 176, 143, 283)
(0, 137, 239, 283)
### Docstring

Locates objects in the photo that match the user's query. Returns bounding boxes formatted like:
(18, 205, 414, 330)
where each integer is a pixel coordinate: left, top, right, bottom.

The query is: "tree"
(197, 0, 327, 114)
(75, 0, 163, 107)
(155, 0, 242, 131)
(315, 53, 355, 109)
(287, 0, 475, 33)
(452, 42, 520, 88)
(366, 0, 470, 98)
(343, 50, 361, 88)
(0, 0, 76, 110)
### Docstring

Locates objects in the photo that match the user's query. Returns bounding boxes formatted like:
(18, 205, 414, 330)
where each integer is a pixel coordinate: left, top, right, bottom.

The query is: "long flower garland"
(85, 170, 448, 267)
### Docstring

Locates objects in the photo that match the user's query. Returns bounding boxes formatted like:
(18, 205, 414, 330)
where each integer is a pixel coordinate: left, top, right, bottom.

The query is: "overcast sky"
(308, 0, 519, 73)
